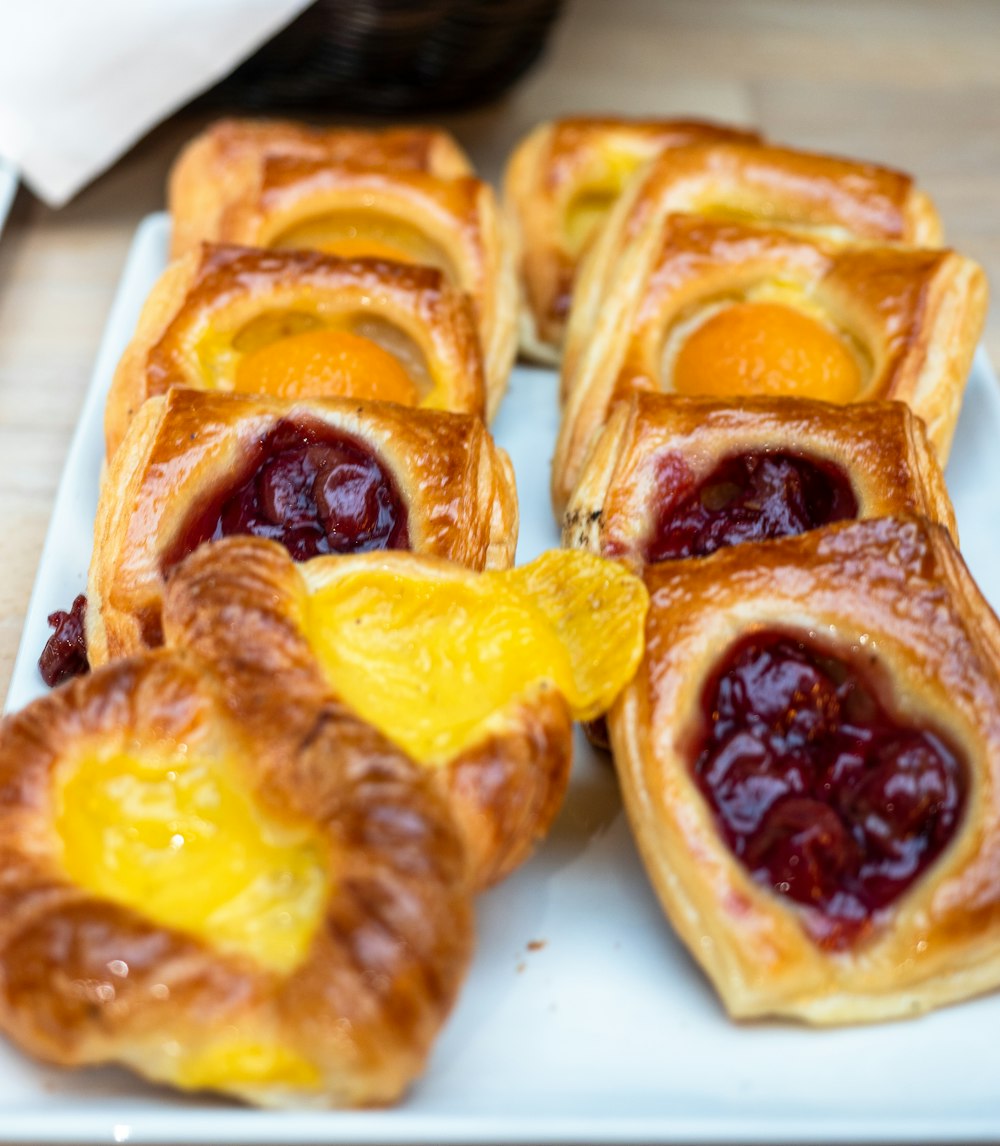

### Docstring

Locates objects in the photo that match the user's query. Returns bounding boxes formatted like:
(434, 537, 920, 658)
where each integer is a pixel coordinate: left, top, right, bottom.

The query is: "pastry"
(89, 388, 518, 666)
(610, 515, 1000, 1024)
(554, 215, 986, 510)
(0, 642, 472, 1107)
(168, 126, 517, 416)
(168, 119, 474, 261)
(503, 116, 762, 362)
(162, 537, 649, 889)
(106, 243, 488, 457)
(564, 138, 944, 383)
(563, 392, 957, 568)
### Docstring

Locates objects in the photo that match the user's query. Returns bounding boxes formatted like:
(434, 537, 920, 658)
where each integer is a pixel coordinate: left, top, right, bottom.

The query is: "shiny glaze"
(646, 448, 857, 561)
(693, 630, 967, 947)
(165, 418, 408, 570)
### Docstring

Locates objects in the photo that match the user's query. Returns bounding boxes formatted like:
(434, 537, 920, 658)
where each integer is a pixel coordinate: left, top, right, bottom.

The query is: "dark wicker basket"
(202, 0, 564, 114)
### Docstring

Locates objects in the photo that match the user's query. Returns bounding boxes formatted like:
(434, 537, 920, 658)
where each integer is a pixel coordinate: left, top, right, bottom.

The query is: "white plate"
(5, 213, 1000, 1144)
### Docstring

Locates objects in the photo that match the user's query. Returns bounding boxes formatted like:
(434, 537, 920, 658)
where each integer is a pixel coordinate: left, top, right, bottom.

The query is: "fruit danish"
(105, 243, 488, 457)
(553, 215, 986, 509)
(503, 116, 762, 362)
(88, 388, 517, 666)
(162, 537, 649, 890)
(0, 639, 473, 1106)
(610, 515, 1000, 1024)
(563, 392, 957, 568)
(169, 119, 474, 261)
(564, 138, 944, 381)
(168, 125, 517, 416)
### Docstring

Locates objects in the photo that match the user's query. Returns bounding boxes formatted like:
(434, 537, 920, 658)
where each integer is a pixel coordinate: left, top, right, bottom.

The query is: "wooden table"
(1, 0, 998, 700)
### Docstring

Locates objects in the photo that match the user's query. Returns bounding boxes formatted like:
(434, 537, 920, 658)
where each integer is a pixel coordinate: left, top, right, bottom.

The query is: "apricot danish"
(106, 243, 488, 457)
(554, 215, 986, 509)
(610, 516, 1000, 1023)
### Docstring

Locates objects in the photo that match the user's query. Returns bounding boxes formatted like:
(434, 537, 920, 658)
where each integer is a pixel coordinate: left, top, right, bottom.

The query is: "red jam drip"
(693, 632, 967, 948)
(166, 419, 409, 570)
(39, 594, 89, 686)
(645, 450, 858, 562)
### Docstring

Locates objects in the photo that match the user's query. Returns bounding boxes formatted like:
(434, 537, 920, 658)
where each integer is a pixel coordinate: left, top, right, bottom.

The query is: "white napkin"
(0, 0, 314, 207)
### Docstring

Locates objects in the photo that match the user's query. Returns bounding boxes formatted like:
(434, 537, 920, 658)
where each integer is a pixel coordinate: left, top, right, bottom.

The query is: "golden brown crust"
(610, 516, 1000, 1024)
(0, 644, 473, 1107)
(504, 117, 762, 361)
(554, 216, 986, 510)
(564, 140, 943, 382)
(88, 388, 518, 666)
(169, 126, 517, 418)
(106, 243, 488, 457)
(168, 119, 473, 262)
(563, 392, 958, 567)
(162, 538, 576, 892)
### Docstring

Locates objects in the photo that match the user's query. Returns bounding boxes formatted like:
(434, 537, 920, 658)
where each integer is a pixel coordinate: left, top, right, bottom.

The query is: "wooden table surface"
(1, 0, 998, 701)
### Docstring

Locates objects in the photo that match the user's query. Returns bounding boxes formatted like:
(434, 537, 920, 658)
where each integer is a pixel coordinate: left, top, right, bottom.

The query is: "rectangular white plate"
(5, 213, 1000, 1144)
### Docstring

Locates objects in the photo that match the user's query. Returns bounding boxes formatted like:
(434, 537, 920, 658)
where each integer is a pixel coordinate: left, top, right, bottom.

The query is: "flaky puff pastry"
(0, 643, 472, 1106)
(169, 130, 517, 417)
(564, 392, 957, 568)
(168, 119, 473, 261)
(553, 216, 986, 511)
(89, 387, 517, 666)
(504, 117, 761, 363)
(564, 139, 944, 383)
(106, 243, 488, 458)
(163, 537, 648, 889)
(610, 515, 1000, 1024)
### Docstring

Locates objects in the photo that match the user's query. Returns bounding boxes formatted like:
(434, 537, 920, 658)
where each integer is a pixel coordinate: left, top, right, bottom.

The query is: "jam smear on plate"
(39, 594, 89, 686)
(646, 450, 857, 562)
(693, 631, 967, 948)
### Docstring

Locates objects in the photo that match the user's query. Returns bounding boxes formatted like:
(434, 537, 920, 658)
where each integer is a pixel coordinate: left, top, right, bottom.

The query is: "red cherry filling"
(645, 450, 858, 562)
(39, 594, 89, 686)
(693, 632, 967, 947)
(165, 419, 409, 571)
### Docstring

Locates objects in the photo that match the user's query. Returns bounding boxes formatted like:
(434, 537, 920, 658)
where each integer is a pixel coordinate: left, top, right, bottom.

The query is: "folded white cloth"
(0, 0, 313, 207)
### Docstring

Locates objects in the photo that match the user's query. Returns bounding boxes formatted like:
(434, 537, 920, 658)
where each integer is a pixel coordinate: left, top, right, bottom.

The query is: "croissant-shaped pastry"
(0, 642, 473, 1107)
(163, 538, 649, 889)
(105, 243, 488, 457)
(610, 515, 1000, 1024)
(169, 126, 517, 416)
(563, 139, 944, 386)
(89, 388, 517, 666)
(503, 116, 762, 362)
(169, 119, 473, 261)
(563, 392, 957, 568)
(554, 215, 986, 509)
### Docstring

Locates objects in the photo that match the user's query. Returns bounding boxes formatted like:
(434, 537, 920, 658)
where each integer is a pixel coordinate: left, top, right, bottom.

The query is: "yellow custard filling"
(563, 149, 643, 254)
(672, 300, 863, 402)
(55, 746, 329, 974)
(175, 1034, 320, 1091)
(304, 551, 648, 766)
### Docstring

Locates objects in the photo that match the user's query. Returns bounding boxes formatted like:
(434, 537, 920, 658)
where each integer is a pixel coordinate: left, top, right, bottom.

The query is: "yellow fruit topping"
(304, 550, 648, 766)
(55, 746, 329, 974)
(672, 301, 862, 402)
(233, 328, 420, 404)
